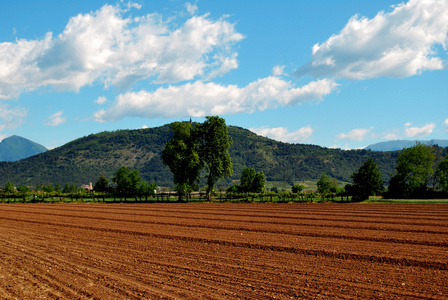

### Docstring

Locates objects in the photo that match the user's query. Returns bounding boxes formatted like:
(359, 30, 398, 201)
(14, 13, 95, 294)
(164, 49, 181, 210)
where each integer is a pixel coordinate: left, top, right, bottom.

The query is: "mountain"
(365, 139, 448, 151)
(0, 135, 47, 162)
(0, 124, 401, 188)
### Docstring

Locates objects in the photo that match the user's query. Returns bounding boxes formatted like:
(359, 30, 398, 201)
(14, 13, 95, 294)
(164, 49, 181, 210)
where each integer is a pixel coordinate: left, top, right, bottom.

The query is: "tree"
(240, 168, 256, 193)
(317, 174, 331, 198)
(94, 175, 109, 192)
(435, 155, 448, 193)
(4, 182, 15, 193)
(350, 159, 385, 201)
(63, 183, 77, 193)
(43, 184, 54, 193)
(252, 172, 266, 193)
(387, 143, 435, 198)
(139, 180, 158, 201)
(17, 185, 30, 193)
(161, 122, 201, 201)
(197, 116, 233, 200)
(113, 166, 142, 199)
(239, 168, 266, 193)
(291, 184, 304, 194)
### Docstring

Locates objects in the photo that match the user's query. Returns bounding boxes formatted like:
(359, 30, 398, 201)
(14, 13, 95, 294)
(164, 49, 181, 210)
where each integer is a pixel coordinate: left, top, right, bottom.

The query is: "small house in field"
(81, 182, 93, 191)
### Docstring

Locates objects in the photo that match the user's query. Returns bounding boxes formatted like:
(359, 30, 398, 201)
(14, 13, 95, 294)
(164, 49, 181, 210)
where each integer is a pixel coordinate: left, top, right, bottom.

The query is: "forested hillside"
(0, 123, 400, 188)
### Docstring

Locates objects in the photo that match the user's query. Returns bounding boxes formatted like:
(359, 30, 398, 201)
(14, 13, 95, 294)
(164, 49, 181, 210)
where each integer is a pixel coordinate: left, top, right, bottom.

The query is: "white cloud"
(95, 96, 107, 105)
(93, 77, 338, 122)
(186, 3, 198, 15)
(272, 65, 285, 76)
(45, 111, 66, 127)
(404, 122, 435, 137)
(0, 103, 27, 131)
(445, 119, 448, 133)
(250, 126, 313, 143)
(0, 3, 244, 99)
(337, 127, 374, 141)
(141, 125, 148, 129)
(295, 0, 448, 79)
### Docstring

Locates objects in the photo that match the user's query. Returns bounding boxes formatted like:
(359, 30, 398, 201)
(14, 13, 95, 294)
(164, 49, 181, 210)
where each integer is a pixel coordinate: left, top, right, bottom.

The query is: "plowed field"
(0, 202, 447, 299)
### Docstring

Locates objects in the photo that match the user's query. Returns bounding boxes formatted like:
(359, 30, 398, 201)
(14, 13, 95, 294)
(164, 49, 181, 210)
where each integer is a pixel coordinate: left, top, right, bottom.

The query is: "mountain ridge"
(0, 124, 413, 187)
(0, 135, 47, 162)
(365, 139, 448, 151)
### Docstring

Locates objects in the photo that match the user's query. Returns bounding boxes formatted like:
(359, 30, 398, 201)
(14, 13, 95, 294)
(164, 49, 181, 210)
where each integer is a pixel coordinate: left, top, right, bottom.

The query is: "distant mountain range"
(365, 139, 448, 151)
(0, 135, 47, 162)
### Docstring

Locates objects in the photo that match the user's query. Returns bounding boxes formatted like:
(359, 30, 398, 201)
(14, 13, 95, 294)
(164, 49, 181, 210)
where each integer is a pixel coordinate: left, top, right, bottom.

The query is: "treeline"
(0, 166, 158, 203)
(226, 143, 448, 201)
(321, 143, 448, 200)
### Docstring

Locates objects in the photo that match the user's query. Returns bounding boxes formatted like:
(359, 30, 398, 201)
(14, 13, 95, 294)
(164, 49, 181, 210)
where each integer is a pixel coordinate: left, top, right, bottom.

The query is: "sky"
(0, 0, 447, 150)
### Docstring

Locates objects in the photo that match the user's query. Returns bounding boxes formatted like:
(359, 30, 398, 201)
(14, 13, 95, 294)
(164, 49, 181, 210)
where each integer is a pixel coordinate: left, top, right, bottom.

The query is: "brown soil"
(0, 202, 447, 299)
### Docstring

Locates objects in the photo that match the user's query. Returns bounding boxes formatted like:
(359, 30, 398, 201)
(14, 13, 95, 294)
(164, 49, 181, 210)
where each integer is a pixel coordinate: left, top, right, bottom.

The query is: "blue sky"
(1, 0, 447, 150)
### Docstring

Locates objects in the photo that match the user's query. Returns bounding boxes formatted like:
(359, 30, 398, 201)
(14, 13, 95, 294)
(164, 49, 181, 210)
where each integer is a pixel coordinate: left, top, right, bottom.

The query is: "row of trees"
(162, 116, 233, 201)
(1, 166, 158, 202)
(334, 143, 448, 200)
(2, 182, 94, 194)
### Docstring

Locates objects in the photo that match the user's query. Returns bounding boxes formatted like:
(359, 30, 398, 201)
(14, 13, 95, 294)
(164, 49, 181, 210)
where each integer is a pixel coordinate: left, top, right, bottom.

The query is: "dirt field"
(0, 202, 447, 299)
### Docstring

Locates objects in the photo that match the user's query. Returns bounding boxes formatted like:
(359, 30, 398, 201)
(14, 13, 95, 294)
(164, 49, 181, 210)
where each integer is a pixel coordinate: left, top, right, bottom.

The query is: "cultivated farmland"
(0, 202, 446, 299)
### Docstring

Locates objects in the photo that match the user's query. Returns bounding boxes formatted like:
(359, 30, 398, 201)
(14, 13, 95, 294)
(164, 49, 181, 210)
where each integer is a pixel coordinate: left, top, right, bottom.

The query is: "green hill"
(0, 124, 400, 188)
(0, 135, 47, 162)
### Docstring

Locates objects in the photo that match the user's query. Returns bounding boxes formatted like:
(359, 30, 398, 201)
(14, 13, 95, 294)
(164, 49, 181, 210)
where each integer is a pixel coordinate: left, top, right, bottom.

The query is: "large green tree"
(161, 122, 201, 201)
(197, 116, 233, 200)
(387, 143, 435, 198)
(350, 159, 384, 201)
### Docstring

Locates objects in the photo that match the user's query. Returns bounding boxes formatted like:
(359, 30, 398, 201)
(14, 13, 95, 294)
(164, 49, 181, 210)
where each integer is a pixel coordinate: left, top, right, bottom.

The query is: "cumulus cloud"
(93, 77, 338, 122)
(272, 65, 285, 76)
(295, 0, 448, 79)
(0, 103, 27, 131)
(0, 3, 244, 99)
(404, 122, 435, 137)
(250, 126, 313, 143)
(95, 96, 107, 105)
(45, 111, 66, 127)
(337, 127, 374, 141)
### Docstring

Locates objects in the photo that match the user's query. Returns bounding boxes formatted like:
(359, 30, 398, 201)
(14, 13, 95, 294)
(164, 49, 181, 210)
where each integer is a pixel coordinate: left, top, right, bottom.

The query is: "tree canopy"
(317, 174, 332, 196)
(94, 175, 109, 192)
(350, 159, 384, 201)
(435, 155, 448, 193)
(239, 168, 266, 193)
(161, 121, 201, 200)
(196, 116, 233, 199)
(387, 143, 435, 198)
(113, 166, 142, 196)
